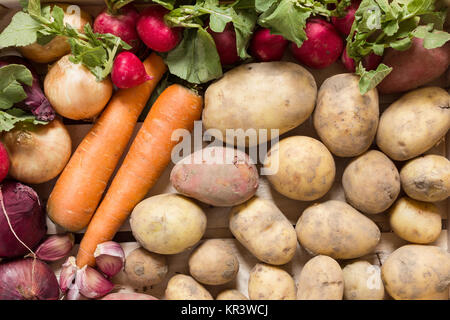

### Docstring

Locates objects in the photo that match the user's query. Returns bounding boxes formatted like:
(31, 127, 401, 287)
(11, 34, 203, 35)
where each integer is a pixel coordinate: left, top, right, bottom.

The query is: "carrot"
(76, 84, 203, 267)
(47, 53, 167, 232)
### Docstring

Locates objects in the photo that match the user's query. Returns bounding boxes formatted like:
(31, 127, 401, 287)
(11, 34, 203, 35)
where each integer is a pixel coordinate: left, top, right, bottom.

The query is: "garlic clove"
(59, 256, 78, 293)
(94, 241, 125, 278)
(35, 233, 75, 262)
(66, 284, 82, 300)
(76, 265, 114, 299)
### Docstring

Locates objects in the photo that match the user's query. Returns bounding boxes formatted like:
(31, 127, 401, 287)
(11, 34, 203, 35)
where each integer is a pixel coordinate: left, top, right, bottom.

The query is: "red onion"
(0, 180, 46, 258)
(0, 258, 60, 300)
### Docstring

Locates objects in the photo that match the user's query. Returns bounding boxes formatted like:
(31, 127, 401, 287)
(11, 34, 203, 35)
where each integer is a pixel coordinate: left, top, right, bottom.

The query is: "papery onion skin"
(0, 181, 46, 258)
(0, 258, 60, 300)
(1, 119, 72, 184)
(19, 4, 92, 63)
(44, 55, 113, 120)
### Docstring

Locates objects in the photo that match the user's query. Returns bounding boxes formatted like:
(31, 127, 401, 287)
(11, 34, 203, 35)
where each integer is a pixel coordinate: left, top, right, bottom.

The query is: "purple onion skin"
(0, 181, 47, 258)
(0, 258, 60, 300)
(0, 56, 55, 122)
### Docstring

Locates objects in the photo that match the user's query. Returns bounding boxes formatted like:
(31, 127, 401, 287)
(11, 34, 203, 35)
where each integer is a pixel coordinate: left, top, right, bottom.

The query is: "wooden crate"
(0, 0, 449, 299)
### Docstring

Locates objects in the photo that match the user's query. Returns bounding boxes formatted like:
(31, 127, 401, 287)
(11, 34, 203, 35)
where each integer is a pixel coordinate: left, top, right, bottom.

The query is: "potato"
(389, 197, 442, 244)
(165, 274, 213, 300)
(189, 239, 239, 285)
(130, 194, 207, 255)
(264, 136, 335, 201)
(248, 263, 296, 300)
(229, 197, 297, 265)
(19, 4, 92, 63)
(381, 245, 450, 300)
(313, 73, 379, 157)
(377, 38, 450, 94)
(376, 87, 450, 161)
(170, 147, 258, 207)
(216, 290, 248, 300)
(342, 150, 400, 214)
(101, 293, 158, 300)
(124, 247, 168, 288)
(400, 155, 450, 202)
(296, 200, 381, 259)
(297, 255, 344, 300)
(343, 261, 385, 300)
(203, 62, 317, 146)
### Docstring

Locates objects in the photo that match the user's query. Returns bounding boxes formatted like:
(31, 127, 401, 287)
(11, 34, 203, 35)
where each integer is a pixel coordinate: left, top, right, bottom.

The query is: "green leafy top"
(0, 0, 131, 81)
(162, 0, 257, 84)
(348, 0, 450, 93)
(0, 64, 47, 132)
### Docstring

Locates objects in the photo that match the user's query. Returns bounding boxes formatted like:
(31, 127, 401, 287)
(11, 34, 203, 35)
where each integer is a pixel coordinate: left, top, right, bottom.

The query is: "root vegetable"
(290, 19, 344, 69)
(1, 119, 71, 184)
(250, 28, 288, 62)
(111, 52, 152, 89)
(0, 142, 9, 183)
(44, 55, 113, 120)
(137, 5, 182, 52)
(47, 53, 166, 232)
(331, 0, 361, 36)
(207, 23, 239, 65)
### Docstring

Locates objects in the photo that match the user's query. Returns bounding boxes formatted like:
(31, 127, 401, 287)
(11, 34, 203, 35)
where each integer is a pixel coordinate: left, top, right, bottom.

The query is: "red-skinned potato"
(378, 38, 450, 94)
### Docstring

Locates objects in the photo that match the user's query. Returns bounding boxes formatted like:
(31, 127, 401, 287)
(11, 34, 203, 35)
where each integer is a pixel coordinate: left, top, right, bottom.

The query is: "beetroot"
(137, 5, 182, 52)
(207, 23, 240, 65)
(0, 181, 46, 258)
(290, 19, 344, 69)
(0, 142, 9, 183)
(331, 0, 361, 36)
(250, 28, 288, 62)
(341, 47, 382, 72)
(111, 52, 152, 89)
(93, 4, 141, 52)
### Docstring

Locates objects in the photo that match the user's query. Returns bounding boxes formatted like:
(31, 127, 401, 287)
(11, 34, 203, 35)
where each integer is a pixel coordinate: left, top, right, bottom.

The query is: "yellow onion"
(44, 55, 113, 120)
(19, 4, 92, 63)
(1, 119, 72, 184)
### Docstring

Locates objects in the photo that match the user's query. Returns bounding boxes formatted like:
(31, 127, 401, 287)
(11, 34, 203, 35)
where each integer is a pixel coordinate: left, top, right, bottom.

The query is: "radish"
(250, 28, 288, 62)
(111, 52, 152, 89)
(331, 0, 361, 36)
(94, 4, 141, 52)
(290, 19, 344, 69)
(341, 47, 382, 72)
(207, 23, 239, 65)
(137, 5, 182, 52)
(0, 141, 9, 183)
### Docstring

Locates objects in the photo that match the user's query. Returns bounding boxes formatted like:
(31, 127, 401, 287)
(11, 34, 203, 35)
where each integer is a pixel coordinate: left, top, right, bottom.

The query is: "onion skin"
(0, 258, 60, 300)
(0, 181, 46, 258)
(19, 4, 92, 63)
(44, 55, 113, 120)
(1, 119, 72, 184)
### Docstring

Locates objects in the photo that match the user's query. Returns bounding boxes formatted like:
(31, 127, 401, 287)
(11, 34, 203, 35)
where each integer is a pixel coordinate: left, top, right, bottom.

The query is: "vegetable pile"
(0, 0, 448, 302)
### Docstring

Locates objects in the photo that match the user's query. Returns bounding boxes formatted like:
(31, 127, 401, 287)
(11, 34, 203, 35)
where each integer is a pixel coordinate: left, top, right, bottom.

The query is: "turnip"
(331, 0, 361, 36)
(111, 52, 152, 89)
(341, 47, 382, 72)
(290, 19, 344, 69)
(137, 5, 182, 52)
(207, 23, 240, 65)
(0, 142, 9, 183)
(94, 4, 141, 52)
(250, 28, 288, 62)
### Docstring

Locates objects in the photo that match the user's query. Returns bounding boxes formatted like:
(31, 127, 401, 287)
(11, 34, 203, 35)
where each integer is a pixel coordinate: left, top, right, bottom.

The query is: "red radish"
(137, 5, 182, 52)
(94, 4, 141, 52)
(250, 28, 288, 62)
(208, 23, 239, 65)
(0, 142, 9, 183)
(331, 0, 361, 36)
(111, 52, 152, 89)
(290, 19, 344, 69)
(341, 47, 382, 72)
